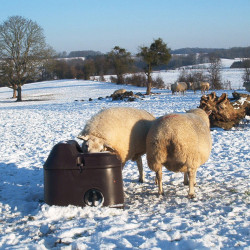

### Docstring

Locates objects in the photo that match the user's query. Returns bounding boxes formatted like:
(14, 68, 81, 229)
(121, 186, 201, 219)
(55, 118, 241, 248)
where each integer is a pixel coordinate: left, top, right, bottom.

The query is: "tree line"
(66, 46, 250, 59)
(41, 40, 171, 95)
(171, 46, 250, 58)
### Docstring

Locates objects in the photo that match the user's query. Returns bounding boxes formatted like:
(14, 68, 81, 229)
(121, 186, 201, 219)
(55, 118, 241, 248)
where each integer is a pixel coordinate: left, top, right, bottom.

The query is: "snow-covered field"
(0, 68, 249, 249)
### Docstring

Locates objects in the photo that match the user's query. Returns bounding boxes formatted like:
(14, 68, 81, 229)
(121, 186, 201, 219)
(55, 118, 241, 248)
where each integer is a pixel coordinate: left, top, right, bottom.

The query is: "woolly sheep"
(146, 108, 212, 198)
(200, 82, 210, 94)
(171, 82, 187, 95)
(111, 89, 127, 97)
(78, 107, 155, 182)
(191, 82, 210, 94)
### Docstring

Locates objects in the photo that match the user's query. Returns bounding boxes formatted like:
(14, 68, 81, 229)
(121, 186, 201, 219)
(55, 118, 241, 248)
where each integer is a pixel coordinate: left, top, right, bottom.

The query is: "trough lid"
(43, 141, 121, 170)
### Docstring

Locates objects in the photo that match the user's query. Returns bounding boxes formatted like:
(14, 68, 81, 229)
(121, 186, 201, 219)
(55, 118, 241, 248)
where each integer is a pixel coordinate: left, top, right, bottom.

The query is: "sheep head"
(186, 108, 212, 128)
(78, 134, 114, 153)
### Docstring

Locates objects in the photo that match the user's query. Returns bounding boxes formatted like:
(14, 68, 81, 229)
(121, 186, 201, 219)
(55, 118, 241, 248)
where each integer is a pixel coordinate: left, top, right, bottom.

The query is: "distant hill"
(171, 48, 222, 55)
(68, 50, 102, 58)
(171, 46, 250, 59)
(62, 47, 250, 59)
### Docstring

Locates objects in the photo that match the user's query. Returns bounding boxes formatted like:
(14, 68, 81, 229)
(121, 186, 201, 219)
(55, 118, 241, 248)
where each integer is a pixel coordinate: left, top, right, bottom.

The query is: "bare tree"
(0, 16, 54, 101)
(208, 54, 222, 89)
(137, 38, 171, 94)
(0, 60, 18, 98)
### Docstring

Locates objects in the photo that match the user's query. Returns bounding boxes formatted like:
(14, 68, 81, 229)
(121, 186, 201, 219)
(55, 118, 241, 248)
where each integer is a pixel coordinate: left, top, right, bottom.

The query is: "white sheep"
(171, 82, 187, 95)
(146, 108, 212, 198)
(111, 89, 127, 97)
(78, 107, 155, 182)
(191, 82, 210, 94)
(200, 82, 210, 94)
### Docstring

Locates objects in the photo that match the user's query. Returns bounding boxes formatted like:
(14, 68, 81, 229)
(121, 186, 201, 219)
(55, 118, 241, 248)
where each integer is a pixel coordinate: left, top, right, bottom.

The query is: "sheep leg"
(156, 168, 164, 195)
(184, 172, 197, 186)
(188, 169, 196, 199)
(194, 171, 197, 186)
(184, 173, 189, 185)
(136, 157, 144, 183)
(155, 176, 158, 185)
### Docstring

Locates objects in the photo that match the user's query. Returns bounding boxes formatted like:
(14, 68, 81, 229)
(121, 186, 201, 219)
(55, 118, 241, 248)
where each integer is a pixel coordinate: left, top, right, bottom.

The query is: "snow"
(57, 57, 85, 61)
(0, 70, 249, 249)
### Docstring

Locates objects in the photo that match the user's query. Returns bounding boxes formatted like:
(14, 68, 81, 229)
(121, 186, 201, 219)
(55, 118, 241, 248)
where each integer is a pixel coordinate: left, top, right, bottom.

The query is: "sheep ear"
(104, 143, 115, 152)
(206, 110, 212, 116)
(77, 135, 89, 140)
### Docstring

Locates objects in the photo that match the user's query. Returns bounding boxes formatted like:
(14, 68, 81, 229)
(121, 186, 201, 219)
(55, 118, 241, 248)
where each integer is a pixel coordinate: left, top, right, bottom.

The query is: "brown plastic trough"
(43, 140, 124, 208)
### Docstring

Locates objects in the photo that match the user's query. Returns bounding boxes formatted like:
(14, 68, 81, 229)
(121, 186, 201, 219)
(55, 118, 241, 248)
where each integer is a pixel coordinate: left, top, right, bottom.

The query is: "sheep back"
(146, 108, 212, 173)
(171, 82, 187, 94)
(79, 107, 155, 163)
(177, 82, 187, 91)
(192, 82, 209, 93)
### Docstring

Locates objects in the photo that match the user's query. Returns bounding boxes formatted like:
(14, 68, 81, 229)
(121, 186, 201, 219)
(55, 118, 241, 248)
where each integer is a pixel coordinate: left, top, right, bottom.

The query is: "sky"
(1, 0, 250, 54)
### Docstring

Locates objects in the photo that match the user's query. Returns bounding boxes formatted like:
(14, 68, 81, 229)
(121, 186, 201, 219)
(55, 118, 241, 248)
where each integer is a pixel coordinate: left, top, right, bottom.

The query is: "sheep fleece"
(171, 82, 187, 94)
(80, 107, 155, 163)
(146, 109, 212, 173)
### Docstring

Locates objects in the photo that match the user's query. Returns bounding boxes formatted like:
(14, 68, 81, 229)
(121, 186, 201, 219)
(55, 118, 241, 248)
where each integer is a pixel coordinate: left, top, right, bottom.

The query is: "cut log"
(231, 92, 250, 116)
(199, 92, 250, 130)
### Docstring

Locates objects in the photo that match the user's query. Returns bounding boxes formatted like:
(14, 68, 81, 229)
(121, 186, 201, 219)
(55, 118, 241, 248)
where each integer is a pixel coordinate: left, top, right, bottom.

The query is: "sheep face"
(78, 135, 114, 153)
(78, 135, 107, 153)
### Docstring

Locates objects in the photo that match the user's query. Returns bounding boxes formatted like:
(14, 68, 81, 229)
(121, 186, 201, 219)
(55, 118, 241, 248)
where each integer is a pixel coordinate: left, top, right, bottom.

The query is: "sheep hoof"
(184, 182, 196, 186)
(158, 191, 164, 196)
(139, 178, 144, 183)
(188, 194, 196, 199)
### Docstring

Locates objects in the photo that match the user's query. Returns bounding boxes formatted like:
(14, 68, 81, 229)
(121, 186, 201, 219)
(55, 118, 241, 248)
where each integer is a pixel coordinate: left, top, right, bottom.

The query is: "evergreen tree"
(138, 38, 171, 94)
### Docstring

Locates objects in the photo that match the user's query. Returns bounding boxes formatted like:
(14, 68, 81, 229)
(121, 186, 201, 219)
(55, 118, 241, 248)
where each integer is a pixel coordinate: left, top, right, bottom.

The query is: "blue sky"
(1, 0, 250, 54)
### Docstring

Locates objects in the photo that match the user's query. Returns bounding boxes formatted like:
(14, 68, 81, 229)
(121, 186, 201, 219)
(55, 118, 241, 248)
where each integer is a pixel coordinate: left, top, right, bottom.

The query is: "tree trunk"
(117, 74, 124, 84)
(146, 70, 152, 95)
(12, 86, 17, 99)
(17, 85, 22, 102)
(199, 92, 250, 129)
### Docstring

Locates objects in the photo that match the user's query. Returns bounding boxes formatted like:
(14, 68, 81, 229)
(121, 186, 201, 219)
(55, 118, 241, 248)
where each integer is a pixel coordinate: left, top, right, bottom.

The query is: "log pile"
(231, 92, 250, 116)
(199, 92, 250, 130)
(111, 91, 145, 102)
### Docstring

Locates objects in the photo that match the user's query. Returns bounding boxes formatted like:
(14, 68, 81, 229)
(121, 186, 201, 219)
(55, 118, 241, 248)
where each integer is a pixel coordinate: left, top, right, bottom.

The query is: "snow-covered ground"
(0, 70, 249, 249)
